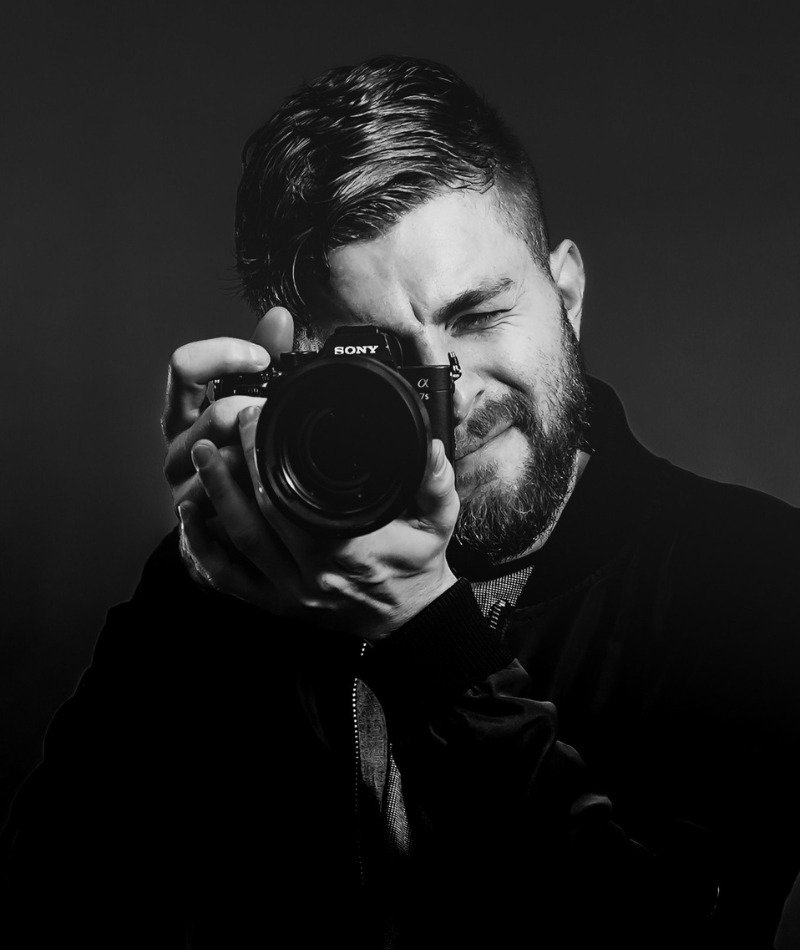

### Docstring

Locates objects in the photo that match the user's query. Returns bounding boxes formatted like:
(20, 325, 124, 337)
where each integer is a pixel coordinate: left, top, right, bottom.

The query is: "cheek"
(457, 326, 552, 393)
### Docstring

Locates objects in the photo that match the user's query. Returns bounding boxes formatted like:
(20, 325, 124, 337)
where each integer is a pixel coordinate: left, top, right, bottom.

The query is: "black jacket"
(3, 379, 799, 948)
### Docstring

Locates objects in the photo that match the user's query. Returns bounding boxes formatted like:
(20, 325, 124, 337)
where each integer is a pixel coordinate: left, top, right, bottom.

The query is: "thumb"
(251, 306, 294, 360)
(413, 439, 459, 530)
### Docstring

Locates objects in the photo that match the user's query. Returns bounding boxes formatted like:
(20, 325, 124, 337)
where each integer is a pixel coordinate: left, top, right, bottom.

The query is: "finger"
(162, 337, 270, 441)
(250, 307, 295, 358)
(165, 396, 265, 485)
(412, 439, 460, 532)
(171, 445, 247, 512)
(191, 439, 295, 575)
(178, 500, 271, 601)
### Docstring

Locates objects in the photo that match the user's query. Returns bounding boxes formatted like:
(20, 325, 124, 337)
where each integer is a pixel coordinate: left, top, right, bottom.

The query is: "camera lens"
(255, 359, 430, 536)
(305, 408, 370, 485)
(290, 403, 382, 495)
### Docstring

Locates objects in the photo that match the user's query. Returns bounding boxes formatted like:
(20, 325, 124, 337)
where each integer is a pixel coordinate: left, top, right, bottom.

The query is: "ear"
(548, 240, 585, 340)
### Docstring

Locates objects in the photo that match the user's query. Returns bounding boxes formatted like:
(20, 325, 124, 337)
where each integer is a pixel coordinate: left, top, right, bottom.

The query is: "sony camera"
(212, 326, 460, 537)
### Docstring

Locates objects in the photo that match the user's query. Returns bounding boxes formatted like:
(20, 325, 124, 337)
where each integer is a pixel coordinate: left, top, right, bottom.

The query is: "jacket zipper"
(487, 598, 512, 635)
(352, 642, 367, 888)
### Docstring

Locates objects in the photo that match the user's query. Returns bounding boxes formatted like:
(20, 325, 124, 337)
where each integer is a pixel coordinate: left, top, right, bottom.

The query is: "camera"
(212, 326, 461, 537)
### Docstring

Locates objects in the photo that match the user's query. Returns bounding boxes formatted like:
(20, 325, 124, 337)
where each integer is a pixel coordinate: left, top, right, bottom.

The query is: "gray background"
(2, 0, 798, 837)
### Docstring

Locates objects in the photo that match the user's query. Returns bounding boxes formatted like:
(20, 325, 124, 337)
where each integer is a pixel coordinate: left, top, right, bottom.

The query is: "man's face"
(307, 188, 588, 562)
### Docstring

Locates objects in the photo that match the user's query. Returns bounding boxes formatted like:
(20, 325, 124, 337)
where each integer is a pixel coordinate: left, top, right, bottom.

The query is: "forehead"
(321, 189, 534, 325)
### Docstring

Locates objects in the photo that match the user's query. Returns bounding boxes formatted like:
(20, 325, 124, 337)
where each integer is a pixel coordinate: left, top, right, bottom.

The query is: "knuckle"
(207, 399, 226, 428)
(314, 571, 343, 594)
(164, 435, 192, 482)
(202, 400, 236, 446)
(168, 343, 194, 379)
(206, 399, 238, 434)
(219, 339, 242, 367)
(213, 338, 248, 374)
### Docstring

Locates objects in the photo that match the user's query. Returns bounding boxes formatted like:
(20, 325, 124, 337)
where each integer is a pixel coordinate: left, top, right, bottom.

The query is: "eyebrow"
(432, 276, 516, 324)
(312, 275, 517, 333)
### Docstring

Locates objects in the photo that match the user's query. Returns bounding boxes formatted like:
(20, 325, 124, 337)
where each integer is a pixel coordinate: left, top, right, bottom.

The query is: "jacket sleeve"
(359, 577, 716, 948)
(0, 529, 337, 948)
(0, 532, 202, 946)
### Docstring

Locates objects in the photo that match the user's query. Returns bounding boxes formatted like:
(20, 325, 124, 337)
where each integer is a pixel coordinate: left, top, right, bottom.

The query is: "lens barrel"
(255, 357, 430, 536)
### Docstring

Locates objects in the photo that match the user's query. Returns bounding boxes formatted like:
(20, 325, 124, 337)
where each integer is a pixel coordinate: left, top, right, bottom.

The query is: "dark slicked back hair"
(235, 55, 550, 328)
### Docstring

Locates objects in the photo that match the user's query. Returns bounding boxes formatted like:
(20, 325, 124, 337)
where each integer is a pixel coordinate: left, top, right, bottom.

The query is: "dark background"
(2, 0, 798, 876)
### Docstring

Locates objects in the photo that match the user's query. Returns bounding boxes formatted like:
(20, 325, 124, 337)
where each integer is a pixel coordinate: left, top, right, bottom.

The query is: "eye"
(454, 310, 505, 332)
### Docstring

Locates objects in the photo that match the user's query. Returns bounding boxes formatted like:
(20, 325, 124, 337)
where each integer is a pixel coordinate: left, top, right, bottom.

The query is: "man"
(2, 56, 799, 948)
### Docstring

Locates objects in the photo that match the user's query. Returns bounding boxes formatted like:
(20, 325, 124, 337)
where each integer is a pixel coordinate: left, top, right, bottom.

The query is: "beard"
(451, 306, 589, 565)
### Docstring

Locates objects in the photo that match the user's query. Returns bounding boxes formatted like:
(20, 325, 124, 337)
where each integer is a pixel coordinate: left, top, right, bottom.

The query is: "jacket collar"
(518, 376, 665, 605)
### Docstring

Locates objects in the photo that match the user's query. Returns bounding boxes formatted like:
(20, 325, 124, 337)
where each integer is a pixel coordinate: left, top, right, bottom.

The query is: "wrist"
(360, 577, 516, 705)
(365, 566, 458, 642)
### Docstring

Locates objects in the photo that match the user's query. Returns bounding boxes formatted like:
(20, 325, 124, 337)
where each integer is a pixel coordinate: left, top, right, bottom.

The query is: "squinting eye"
(456, 311, 503, 331)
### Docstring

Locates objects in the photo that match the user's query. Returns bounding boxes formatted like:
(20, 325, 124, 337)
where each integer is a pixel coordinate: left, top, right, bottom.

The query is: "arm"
(0, 533, 202, 945)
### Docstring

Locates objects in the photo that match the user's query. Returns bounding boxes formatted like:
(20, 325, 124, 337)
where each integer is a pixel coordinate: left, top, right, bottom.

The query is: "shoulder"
(638, 455, 800, 677)
(89, 529, 247, 682)
(650, 455, 798, 570)
(597, 449, 800, 744)
(93, 529, 298, 677)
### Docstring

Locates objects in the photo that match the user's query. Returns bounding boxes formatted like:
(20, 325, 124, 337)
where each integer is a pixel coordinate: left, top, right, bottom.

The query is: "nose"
(451, 366, 482, 427)
(406, 330, 483, 428)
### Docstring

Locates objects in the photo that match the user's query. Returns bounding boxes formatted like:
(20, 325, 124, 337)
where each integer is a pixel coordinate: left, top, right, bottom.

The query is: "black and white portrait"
(2, 2, 798, 947)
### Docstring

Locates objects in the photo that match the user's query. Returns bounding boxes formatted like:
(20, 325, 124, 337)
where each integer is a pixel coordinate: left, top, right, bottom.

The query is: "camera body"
(212, 326, 460, 536)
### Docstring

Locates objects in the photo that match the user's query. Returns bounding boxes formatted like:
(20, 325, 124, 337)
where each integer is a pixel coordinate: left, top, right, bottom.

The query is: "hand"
(161, 307, 293, 576)
(179, 407, 460, 641)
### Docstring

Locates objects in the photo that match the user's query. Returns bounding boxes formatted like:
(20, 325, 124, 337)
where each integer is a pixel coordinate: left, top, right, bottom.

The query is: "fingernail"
(191, 442, 213, 470)
(249, 344, 269, 367)
(433, 441, 448, 477)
